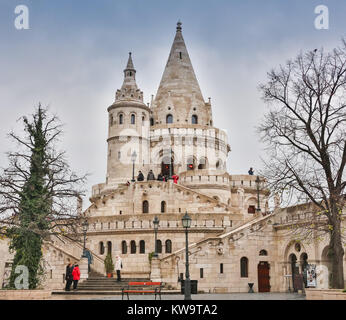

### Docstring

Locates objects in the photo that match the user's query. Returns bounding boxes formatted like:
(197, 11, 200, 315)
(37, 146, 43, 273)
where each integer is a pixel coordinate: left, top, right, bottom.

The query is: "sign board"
(306, 264, 317, 287)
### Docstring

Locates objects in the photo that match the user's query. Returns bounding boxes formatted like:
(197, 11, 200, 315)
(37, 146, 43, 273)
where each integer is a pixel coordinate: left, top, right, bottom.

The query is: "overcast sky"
(0, 0, 345, 209)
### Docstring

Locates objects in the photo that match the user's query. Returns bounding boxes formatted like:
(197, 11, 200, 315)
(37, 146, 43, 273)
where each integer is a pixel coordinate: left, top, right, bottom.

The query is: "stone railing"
(179, 170, 230, 187)
(50, 236, 105, 275)
(87, 215, 233, 232)
(229, 174, 267, 189)
(92, 183, 106, 196)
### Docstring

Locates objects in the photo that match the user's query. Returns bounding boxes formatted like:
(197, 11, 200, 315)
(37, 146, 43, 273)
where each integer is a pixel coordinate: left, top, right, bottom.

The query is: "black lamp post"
(169, 147, 173, 179)
(153, 216, 160, 258)
(131, 151, 137, 182)
(81, 219, 89, 258)
(182, 212, 192, 300)
(255, 176, 261, 213)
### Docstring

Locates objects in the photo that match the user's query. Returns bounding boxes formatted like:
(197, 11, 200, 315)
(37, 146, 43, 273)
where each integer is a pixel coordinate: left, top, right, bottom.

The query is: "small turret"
(106, 53, 150, 188)
(115, 52, 144, 102)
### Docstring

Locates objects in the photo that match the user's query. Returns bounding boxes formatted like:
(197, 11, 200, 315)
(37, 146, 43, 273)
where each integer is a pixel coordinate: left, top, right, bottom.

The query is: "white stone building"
(0, 22, 345, 293)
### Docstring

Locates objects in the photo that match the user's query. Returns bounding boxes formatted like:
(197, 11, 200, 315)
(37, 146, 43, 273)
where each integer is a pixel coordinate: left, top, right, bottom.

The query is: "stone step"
(52, 290, 181, 295)
(87, 276, 149, 280)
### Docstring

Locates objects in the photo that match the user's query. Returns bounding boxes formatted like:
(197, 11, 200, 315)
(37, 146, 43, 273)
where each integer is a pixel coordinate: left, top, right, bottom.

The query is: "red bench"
(121, 281, 162, 300)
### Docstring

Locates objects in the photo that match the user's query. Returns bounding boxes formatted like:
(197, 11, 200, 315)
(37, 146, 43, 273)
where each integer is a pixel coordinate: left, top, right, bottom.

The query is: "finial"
(176, 21, 182, 32)
(129, 52, 132, 56)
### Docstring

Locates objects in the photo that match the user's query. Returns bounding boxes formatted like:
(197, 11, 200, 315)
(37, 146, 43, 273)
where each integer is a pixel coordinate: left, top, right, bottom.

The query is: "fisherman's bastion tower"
(0, 23, 345, 294)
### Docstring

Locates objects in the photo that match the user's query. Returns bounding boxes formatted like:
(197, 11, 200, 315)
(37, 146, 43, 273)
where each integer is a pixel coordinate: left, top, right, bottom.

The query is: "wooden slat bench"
(121, 282, 162, 300)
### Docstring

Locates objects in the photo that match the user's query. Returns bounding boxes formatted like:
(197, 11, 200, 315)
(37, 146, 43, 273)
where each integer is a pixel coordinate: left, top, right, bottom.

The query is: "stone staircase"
(51, 274, 181, 295)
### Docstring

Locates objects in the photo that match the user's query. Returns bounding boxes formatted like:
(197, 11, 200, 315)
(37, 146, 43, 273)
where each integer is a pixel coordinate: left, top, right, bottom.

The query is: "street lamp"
(153, 216, 160, 258)
(169, 148, 173, 179)
(81, 219, 89, 258)
(255, 176, 261, 213)
(131, 151, 137, 182)
(182, 211, 192, 300)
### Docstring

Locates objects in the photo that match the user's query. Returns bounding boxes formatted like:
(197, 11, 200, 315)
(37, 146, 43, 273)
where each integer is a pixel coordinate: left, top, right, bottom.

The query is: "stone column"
(79, 257, 89, 280)
(150, 257, 162, 282)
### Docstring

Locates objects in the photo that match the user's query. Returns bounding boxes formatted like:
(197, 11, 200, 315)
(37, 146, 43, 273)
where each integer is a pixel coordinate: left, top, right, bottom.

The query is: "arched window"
(119, 114, 123, 125)
(248, 205, 256, 214)
(300, 253, 308, 269)
(187, 157, 195, 170)
(240, 257, 248, 277)
(107, 241, 112, 255)
(161, 201, 166, 213)
(165, 240, 172, 253)
(139, 240, 145, 254)
(110, 114, 113, 125)
(198, 157, 207, 169)
(131, 114, 136, 124)
(216, 160, 222, 169)
(166, 114, 173, 124)
(259, 249, 268, 256)
(192, 115, 198, 124)
(121, 241, 127, 254)
(150, 118, 154, 126)
(99, 242, 105, 255)
(130, 240, 136, 254)
(142, 200, 149, 213)
(156, 240, 162, 254)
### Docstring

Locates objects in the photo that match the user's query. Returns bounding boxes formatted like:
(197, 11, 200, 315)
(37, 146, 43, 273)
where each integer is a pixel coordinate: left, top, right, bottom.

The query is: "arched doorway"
(161, 156, 174, 177)
(257, 261, 270, 292)
(107, 241, 112, 255)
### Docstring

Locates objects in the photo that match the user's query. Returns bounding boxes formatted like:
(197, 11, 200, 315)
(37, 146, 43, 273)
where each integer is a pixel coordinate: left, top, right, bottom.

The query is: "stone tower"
(151, 22, 213, 127)
(106, 53, 150, 187)
(149, 22, 229, 197)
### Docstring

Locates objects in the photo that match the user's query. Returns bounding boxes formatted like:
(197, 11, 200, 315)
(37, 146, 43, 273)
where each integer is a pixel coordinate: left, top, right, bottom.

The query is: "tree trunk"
(329, 214, 345, 289)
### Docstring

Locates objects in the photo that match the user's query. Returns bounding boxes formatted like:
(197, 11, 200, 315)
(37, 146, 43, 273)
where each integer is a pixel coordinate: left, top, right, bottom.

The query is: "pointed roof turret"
(125, 52, 135, 71)
(114, 52, 144, 103)
(151, 22, 212, 126)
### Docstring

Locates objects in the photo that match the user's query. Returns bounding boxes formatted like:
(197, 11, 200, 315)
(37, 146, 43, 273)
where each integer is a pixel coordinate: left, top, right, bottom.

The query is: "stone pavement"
(49, 292, 305, 300)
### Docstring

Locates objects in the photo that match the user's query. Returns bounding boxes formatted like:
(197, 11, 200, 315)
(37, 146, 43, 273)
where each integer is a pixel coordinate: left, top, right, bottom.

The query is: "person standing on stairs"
(65, 262, 74, 291)
(72, 263, 81, 290)
(115, 255, 123, 282)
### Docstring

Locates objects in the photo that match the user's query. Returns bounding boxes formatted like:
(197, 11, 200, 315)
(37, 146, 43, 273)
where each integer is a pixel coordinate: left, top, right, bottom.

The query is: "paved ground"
(50, 292, 305, 300)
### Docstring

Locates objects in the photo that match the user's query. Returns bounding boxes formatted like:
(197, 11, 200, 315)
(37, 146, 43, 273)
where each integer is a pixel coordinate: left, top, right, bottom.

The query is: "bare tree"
(259, 41, 346, 288)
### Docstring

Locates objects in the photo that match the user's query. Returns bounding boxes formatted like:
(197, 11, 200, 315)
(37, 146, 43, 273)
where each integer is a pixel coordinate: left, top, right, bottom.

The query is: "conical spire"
(125, 52, 135, 71)
(115, 53, 144, 103)
(152, 22, 211, 126)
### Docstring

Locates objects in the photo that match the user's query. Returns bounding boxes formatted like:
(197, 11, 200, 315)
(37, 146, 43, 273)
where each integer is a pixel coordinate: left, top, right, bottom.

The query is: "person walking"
(64, 263, 74, 291)
(72, 263, 81, 290)
(115, 255, 123, 282)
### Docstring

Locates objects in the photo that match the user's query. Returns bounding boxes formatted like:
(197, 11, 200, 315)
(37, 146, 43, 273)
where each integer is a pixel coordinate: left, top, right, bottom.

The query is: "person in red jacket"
(72, 263, 81, 290)
(172, 174, 179, 184)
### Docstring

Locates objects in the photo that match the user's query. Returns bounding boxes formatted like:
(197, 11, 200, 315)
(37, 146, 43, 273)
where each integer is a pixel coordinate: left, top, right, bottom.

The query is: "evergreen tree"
(0, 106, 86, 289)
